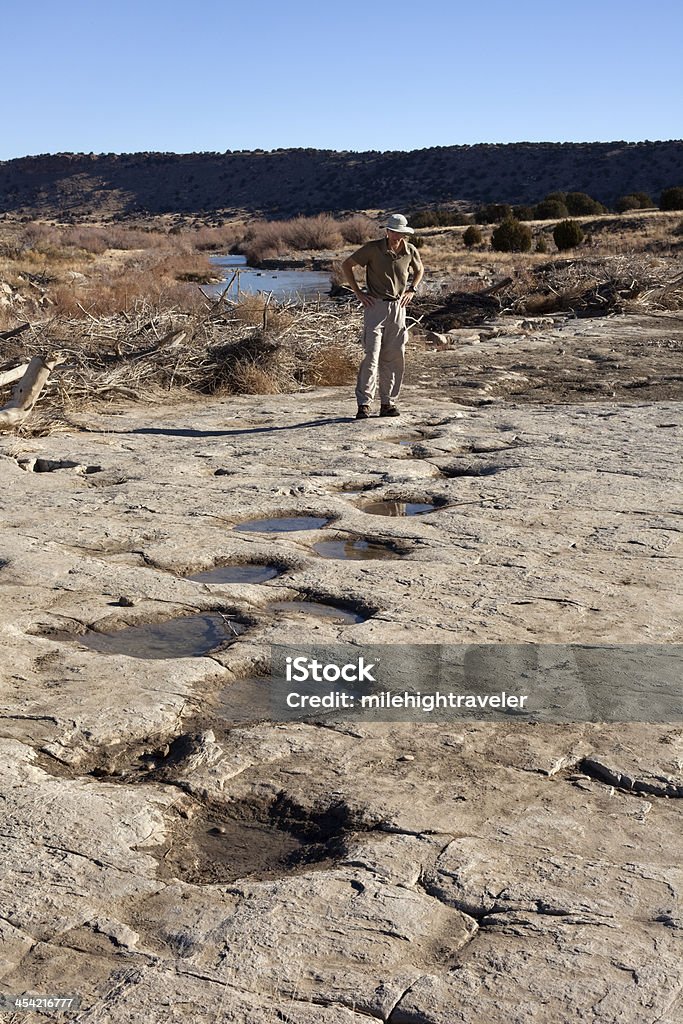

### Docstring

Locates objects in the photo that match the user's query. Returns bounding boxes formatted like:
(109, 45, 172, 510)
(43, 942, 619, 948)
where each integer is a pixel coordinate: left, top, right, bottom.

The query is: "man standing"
(342, 213, 424, 419)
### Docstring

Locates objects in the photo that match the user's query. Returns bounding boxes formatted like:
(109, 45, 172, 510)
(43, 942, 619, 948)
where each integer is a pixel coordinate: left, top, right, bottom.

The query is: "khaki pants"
(355, 299, 408, 406)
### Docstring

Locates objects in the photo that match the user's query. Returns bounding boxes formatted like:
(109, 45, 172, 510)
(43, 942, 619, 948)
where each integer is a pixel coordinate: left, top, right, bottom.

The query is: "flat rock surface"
(0, 313, 681, 1022)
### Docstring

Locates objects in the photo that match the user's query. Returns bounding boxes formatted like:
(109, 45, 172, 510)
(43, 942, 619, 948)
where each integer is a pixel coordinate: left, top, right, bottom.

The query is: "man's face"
(386, 229, 406, 249)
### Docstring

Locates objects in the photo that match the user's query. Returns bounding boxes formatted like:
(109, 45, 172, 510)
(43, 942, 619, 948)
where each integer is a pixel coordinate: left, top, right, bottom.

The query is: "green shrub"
(476, 203, 513, 224)
(512, 205, 535, 220)
(491, 218, 532, 252)
(553, 219, 585, 251)
(535, 198, 570, 219)
(565, 192, 606, 215)
(660, 187, 683, 211)
(615, 194, 640, 213)
(410, 208, 471, 228)
(615, 192, 653, 212)
(463, 225, 482, 248)
(535, 235, 549, 253)
(410, 210, 440, 228)
(673, 220, 683, 237)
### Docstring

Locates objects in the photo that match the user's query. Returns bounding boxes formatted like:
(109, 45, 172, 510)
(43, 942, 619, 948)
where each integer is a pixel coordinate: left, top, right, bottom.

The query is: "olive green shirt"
(350, 237, 423, 300)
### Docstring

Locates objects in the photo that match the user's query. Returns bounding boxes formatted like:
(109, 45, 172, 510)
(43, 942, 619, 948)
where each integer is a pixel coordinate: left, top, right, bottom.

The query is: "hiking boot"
(355, 404, 371, 420)
(380, 404, 400, 417)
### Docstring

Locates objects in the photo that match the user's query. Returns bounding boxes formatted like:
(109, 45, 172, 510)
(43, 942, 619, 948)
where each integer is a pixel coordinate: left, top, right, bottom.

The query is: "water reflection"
(78, 613, 246, 659)
(269, 600, 365, 625)
(188, 564, 280, 584)
(209, 254, 331, 301)
(234, 516, 330, 533)
(362, 501, 436, 517)
(312, 537, 402, 560)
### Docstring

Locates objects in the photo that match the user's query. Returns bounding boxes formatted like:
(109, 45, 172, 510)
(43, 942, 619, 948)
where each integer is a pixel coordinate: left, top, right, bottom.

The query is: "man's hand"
(341, 256, 373, 308)
(400, 290, 415, 308)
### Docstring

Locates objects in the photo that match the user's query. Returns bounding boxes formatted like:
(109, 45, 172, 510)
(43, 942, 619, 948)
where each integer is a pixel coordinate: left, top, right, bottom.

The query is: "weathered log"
(0, 355, 62, 430)
(0, 363, 30, 388)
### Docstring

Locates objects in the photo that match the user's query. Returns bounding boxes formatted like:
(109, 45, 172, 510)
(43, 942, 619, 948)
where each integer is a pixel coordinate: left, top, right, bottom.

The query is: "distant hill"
(1, 142, 682, 221)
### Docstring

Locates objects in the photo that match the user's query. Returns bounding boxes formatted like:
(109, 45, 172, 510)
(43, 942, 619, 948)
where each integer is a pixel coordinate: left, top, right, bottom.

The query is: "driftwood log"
(0, 363, 30, 388)
(0, 355, 62, 430)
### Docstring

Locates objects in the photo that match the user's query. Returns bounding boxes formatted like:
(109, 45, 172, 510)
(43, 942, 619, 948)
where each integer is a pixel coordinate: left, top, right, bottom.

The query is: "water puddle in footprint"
(77, 613, 247, 659)
(269, 600, 366, 624)
(361, 500, 437, 516)
(312, 537, 403, 560)
(234, 516, 330, 533)
(187, 564, 280, 584)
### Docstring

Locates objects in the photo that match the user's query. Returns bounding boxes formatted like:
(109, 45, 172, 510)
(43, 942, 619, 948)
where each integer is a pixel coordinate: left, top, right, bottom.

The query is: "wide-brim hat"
(384, 213, 414, 234)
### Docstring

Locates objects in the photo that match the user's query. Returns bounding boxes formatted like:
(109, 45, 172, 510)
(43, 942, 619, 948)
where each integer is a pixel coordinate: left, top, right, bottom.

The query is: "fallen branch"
(0, 362, 30, 388)
(0, 354, 64, 430)
(0, 322, 31, 342)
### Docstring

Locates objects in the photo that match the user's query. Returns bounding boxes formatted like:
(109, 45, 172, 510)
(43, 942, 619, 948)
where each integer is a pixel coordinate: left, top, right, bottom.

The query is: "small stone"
(398, 754, 415, 762)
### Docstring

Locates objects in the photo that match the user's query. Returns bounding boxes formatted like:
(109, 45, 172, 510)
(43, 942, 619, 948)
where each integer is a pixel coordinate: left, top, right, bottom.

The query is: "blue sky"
(3, 0, 681, 160)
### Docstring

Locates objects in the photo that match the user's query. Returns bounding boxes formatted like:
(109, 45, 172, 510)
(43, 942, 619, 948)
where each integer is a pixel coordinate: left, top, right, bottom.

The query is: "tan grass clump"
(227, 292, 291, 333)
(339, 215, 376, 245)
(48, 270, 206, 318)
(304, 343, 358, 386)
(240, 214, 356, 265)
(188, 224, 245, 252)
(285, 215, 343, 251)
(226, 361, 281, 394)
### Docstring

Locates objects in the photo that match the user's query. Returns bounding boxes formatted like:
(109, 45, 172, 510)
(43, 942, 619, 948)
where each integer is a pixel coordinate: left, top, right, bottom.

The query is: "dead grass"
(0, 292, 365, 425)
(187, 224, 244, 251)
(303, 343, 358, 386)
(225, 292, 291, 333)
(2, 208, 681, 351)
(501, 253, 683, 316)
(48, 269, 207, 318)
(12, 222, 170, 257)
(339, 214, 375, 245)
(286, 215, 344, 251)
(226, 361, 282, 394)
(239, 214, 375, 265)
(0, 223, 217, 321)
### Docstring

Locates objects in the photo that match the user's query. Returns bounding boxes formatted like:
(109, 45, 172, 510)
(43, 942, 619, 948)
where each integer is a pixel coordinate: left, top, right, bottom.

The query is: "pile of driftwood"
(414, 254, 683, 328)
(0, 295, 363, 431)
(505, 253, 683, 318)
(3, 253, 681, 430)
(412, 283, 505, 332)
